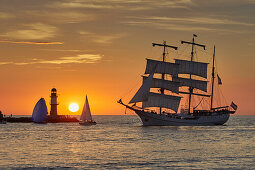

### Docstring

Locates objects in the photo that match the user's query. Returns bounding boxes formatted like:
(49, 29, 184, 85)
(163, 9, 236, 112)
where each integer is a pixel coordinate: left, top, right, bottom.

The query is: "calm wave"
(0, 115, 254, 169)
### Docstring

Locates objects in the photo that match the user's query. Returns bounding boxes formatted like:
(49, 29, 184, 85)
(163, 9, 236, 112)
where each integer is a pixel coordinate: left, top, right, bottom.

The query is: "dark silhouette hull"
(79, 121, 97, 126)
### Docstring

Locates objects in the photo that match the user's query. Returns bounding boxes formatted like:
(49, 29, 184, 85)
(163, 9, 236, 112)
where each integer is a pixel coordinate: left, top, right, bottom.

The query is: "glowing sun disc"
(69, 103, 79, 112)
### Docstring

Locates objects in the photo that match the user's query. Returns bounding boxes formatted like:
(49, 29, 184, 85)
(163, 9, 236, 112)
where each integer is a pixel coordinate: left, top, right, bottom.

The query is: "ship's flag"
(217, 74, 222, 85)
(193, 34, 197, 37)
(230, 102, 238, 110)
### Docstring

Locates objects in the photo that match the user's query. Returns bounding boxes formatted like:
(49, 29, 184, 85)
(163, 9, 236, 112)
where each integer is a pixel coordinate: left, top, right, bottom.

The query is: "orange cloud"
(0, 40, 63, 45)
(0, 54, 103, 65)
(79, 31, 125, 44)
(3, 23, 57, 40)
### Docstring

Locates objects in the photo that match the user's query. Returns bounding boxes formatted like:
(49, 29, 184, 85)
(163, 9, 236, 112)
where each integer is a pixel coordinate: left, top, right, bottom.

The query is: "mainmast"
(152, 41, 178, 114)
(181, 34, 206, 114)
(210, 45, 215, 110)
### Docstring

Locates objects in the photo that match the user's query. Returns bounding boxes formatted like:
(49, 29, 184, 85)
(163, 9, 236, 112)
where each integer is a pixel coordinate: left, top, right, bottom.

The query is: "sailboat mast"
(210, 45, 215, 110)
(152, 41, 178, 114)
(181, 34, 206, 114)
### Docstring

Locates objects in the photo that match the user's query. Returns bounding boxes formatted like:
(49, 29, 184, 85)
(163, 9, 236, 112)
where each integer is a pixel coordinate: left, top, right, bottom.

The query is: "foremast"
(181, 34, 206, 114)
(152, 41, 178, 114)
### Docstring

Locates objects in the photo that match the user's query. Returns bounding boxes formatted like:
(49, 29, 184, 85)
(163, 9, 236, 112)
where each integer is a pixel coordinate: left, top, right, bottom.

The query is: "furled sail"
(80, 96, 92, 121)
(145, 59, 179, 77)
(32, 98, 48, 123)
(142, 93, 181, 112)
(143, 76, 180, 93)
(129, 71, 154, 104)
(175, 59, 208, 78)
(173, 77, 208, 92)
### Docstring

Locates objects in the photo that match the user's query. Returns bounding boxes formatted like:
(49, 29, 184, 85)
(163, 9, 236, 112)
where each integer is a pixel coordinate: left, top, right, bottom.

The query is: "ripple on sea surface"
(0, 115, 254, 169)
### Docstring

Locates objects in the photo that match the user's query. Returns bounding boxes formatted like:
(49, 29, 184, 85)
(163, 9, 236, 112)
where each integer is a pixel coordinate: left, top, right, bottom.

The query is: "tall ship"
(118, 35, 237, 126)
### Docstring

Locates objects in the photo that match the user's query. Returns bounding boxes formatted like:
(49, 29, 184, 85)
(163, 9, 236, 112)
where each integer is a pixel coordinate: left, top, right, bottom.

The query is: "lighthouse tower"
(50, 88, 58, 117)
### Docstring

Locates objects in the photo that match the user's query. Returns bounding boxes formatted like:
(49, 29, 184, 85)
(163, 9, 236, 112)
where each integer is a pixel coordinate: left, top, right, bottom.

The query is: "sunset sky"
(0, 0, 254, 115)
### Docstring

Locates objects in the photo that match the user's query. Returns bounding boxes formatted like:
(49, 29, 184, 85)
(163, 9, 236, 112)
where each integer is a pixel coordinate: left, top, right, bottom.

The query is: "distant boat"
(0, 120, 6, 124)
(0, 111, 6, 124)
(32, 98, 48, 123)
(118, 35, 237, 126)
(79, 95, 96, 125)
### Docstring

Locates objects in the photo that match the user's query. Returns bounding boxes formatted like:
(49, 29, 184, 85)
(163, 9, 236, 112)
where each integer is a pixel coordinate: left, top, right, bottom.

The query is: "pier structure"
(5, 88, 79, 123)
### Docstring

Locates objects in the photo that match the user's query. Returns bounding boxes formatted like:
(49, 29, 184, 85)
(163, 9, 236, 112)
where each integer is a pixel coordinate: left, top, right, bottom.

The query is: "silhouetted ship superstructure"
(118, 35, 237, 126)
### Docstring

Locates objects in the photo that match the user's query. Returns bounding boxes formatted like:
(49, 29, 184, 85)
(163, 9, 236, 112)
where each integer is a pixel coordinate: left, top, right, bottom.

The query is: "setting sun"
(69, 103, 79, 112)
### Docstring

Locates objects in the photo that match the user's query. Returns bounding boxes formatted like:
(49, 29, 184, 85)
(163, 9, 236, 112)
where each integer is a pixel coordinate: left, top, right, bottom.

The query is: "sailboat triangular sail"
(79, 95, 96, 125)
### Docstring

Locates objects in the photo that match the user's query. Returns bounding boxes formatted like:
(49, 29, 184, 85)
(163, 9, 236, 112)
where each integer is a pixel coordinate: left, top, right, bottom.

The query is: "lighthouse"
(50, 88, 58, 116)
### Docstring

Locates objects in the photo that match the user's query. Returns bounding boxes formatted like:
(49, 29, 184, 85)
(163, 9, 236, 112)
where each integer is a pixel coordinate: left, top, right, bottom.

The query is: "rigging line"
(119, 43, 157, 101)
(215, 58, 220, 76)
(176, 43, 189, 59)
(119, 76, 143, 100)
(203, 95, 210, 106)
(146, 45, 154, 59)
(202, 97, 209, 109)
(165, 48, 177, 62)
(154, 47, 164, 61)
(197, 46, 212, 58)
(193, 96, 204, 109)
(194, 46, 198, 61)
(218, 85, 228, 106)
(198, 49, 208, 62)
(194, 46, 210, 63)
(208, 54, 213, 65)
(216, 85, 221, 107)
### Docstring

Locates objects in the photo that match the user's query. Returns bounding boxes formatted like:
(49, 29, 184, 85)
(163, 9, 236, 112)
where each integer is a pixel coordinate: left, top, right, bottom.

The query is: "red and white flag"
(230, 102, 238, 110)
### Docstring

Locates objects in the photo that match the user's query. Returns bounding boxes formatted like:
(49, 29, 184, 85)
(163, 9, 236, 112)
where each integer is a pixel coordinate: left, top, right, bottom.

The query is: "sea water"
(0, 115, 254, 169)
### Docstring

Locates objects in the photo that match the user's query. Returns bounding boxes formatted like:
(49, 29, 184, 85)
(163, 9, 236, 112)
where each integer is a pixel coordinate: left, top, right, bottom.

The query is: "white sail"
(173, 77, 208, 92)
(175, 59, 208, 78)
(142, 92, 181, 112)
(143, 76, 180, 93)
(145, 59, 179, 77)
(129, 71, 154, 104)
(80, 96, 92, 121)
(32, 98, 48, 123)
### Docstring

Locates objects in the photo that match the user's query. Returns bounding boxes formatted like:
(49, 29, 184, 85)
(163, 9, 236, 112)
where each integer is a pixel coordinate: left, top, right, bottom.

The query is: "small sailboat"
(32, 98, 48, 123)
(79, 95, 96, 125)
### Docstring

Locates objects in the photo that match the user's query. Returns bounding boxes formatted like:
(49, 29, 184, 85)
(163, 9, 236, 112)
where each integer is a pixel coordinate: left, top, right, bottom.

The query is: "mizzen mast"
(210, 45, 215, 110)
(152, 41, 178, 114)
(181, 34, 206, 114)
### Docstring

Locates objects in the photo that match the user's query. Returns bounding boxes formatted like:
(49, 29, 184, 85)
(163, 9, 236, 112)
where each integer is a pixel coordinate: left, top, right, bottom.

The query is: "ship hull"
(79, 121, 97, 126)
(135, 110, 230, 126)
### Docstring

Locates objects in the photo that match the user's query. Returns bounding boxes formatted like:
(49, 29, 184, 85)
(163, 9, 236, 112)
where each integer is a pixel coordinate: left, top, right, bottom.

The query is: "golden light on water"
(69, 103, 79, 112)
(0, 0, 253, 115)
